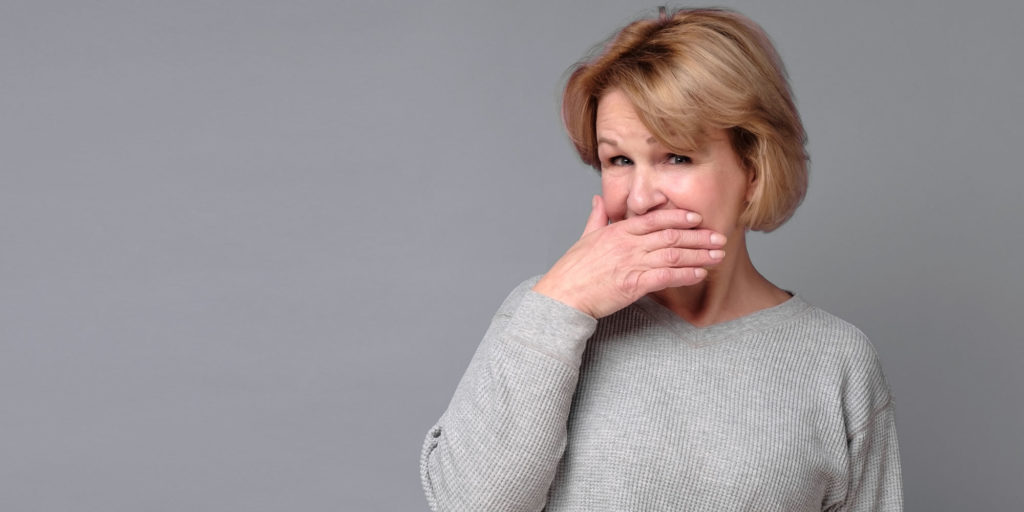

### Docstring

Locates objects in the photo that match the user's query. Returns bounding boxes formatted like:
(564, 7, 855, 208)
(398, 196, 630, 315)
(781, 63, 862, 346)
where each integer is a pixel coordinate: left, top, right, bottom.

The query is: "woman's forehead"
(596, 89, 725, 154)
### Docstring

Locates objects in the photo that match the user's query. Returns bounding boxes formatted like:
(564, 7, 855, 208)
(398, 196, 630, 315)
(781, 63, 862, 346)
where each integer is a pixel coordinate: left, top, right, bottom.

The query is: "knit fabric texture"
(421, 278, 903, 511)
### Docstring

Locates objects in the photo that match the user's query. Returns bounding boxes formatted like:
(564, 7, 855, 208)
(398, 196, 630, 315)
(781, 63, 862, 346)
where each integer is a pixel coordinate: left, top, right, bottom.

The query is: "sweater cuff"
(503, 289, 597, 368)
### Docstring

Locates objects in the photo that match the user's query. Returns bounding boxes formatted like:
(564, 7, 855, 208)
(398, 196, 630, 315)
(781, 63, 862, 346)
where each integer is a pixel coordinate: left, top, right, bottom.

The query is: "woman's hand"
(533, 195, 726, 319)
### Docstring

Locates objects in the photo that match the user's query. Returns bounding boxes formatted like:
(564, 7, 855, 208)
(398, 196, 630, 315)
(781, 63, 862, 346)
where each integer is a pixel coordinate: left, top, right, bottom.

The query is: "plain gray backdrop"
(3, 0, 1022, 510)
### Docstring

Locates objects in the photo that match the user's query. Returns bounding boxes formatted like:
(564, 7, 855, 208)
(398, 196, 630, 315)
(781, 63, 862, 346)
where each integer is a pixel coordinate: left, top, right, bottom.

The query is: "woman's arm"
(838, 399, 903, 511)
(421, 197, 724, 511)
(420, 279, 596, 512)
(824, 330, 904, 512)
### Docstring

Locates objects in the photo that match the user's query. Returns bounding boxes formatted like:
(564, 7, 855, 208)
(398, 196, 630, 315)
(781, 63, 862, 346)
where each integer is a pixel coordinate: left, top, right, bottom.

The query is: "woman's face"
(595, 89, 753, 238)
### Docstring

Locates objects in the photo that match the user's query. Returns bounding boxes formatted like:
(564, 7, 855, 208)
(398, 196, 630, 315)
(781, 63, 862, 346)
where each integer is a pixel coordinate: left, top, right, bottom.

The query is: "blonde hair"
(563, 8, 808, 232)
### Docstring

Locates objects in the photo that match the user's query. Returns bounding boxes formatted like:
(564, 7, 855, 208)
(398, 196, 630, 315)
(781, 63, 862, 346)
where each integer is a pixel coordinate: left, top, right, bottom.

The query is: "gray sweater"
(421, 278, 902, 511)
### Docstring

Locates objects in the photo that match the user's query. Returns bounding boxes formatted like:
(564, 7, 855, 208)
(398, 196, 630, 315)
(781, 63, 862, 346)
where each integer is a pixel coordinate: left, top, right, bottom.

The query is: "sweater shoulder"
(793, 304, 881, 369)
(795, 303, 895, 435)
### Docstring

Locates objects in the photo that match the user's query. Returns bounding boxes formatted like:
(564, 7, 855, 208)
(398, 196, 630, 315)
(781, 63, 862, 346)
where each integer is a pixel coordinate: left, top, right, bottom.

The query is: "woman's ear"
(744, 167, 758, 204)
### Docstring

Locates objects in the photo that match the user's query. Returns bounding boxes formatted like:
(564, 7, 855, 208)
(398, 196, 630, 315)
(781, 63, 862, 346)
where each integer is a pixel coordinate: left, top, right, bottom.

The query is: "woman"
(421, 7, 902, 511)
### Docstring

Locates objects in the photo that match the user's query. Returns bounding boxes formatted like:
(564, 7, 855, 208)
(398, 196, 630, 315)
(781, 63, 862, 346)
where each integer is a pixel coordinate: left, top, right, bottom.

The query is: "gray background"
(2, 0, 1022, 510)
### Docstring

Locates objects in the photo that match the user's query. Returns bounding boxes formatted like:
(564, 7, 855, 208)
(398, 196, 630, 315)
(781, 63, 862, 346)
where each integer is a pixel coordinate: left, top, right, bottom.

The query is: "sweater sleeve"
(420, 279, 598, 512)
(840, 399, 903, 511)
(827, 328, 904, 512)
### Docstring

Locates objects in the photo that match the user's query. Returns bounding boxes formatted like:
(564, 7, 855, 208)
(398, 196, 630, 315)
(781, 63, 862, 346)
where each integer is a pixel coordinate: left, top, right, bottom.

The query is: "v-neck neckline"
(634, 292, 812, 347)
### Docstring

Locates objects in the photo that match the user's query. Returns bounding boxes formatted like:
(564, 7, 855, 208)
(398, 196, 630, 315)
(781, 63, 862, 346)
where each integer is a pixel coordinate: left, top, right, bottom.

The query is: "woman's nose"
(626, 166, 667, 216)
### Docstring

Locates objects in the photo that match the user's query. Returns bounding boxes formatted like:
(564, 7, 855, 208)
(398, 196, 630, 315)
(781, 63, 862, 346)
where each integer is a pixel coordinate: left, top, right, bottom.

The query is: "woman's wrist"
(532, 276, 595, 319)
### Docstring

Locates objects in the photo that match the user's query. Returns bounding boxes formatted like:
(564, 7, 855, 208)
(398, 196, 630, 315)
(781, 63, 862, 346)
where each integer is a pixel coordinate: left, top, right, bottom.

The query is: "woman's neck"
(650, 231, 790, 327)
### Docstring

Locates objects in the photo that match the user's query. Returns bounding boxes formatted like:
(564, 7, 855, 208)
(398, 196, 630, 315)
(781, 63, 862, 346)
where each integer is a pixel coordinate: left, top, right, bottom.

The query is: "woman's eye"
(608, 156, 633, 166)
(668, 154, 692, 164)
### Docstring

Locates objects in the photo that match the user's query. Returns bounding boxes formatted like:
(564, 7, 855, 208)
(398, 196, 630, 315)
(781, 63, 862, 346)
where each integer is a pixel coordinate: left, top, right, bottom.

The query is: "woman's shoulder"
(792, 299, 894, 414)
(785, 297, 881, 362)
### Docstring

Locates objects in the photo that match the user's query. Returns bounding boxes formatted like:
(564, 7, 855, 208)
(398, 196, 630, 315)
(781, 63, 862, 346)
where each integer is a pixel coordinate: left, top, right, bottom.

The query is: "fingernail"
(686, 212, 701, 223)
(710, 233, 726, 245)
(709, 249, 725, 260)
(694, 268, 708, 279)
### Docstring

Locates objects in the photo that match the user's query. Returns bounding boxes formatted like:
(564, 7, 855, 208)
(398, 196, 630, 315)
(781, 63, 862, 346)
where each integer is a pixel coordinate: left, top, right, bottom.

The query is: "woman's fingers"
(635, 267, 709, 293)
(641, 228, 726, 251)
(644, 247, 725, 268)
(536, 204, 725, 318)
(581, 195, 608, 236)
(621, 209, 702, 235)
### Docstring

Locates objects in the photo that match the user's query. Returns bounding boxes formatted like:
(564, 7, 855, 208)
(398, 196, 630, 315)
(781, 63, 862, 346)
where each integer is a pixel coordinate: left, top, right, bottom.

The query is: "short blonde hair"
(563, 8, 808, 232)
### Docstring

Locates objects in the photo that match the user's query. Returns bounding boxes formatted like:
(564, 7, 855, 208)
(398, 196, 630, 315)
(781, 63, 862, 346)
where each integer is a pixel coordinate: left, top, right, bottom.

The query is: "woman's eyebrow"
(597, 136, 659, 146)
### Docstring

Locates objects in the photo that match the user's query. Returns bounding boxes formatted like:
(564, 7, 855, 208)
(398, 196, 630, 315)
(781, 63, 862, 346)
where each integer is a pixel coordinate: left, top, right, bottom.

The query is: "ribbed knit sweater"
(421, 277, 903, 511)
